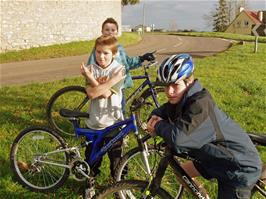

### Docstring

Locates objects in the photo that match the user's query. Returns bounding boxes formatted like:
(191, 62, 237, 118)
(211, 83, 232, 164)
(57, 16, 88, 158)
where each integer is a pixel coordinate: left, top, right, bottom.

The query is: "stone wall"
(0, 0, 121, 52)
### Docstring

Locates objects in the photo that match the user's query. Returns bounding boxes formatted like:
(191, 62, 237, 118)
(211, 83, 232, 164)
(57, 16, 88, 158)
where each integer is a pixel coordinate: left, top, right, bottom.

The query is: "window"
(244, 20, 249, 27)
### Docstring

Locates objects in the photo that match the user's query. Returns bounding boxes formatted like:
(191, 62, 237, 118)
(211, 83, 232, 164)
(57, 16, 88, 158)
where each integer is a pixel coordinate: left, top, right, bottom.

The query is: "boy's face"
(164, 81, 187, 104)
(102, 23, 118, 37)
(95, 45, 114, 68)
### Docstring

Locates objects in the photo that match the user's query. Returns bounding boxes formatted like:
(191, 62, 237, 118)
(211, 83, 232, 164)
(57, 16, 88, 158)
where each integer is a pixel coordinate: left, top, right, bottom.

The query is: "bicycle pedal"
(84, 187, 95, 199)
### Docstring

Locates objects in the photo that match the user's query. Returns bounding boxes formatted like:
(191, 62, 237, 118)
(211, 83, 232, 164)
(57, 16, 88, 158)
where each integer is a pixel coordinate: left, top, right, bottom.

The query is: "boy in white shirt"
(81, 35, 125, 178)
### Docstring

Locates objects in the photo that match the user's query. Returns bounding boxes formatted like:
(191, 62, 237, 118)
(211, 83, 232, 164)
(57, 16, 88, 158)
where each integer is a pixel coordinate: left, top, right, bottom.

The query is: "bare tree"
(227, 0, 250, 22)
(204, 0, 249, 31)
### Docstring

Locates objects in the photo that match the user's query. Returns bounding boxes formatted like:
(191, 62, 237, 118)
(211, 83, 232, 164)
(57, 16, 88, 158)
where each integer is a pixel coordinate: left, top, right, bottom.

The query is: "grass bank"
(0, 40, 265, 198)
(168, 31, 266, 43)
(0, 33, 141, 64)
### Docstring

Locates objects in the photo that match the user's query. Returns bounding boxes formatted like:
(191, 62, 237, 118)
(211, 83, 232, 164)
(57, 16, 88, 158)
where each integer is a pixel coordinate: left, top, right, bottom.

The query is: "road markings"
(156, 36, 183, 52)
(156, 48, 166, 52)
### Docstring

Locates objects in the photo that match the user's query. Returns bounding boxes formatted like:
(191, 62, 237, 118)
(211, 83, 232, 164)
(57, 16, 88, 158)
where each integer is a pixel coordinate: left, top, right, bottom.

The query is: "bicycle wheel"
(114, 146, 184, 199)
(10, 126, 70, 192)
(134, 87, 166, 131)
(95, 180, 173, 199)
(46, 85, 89, 136)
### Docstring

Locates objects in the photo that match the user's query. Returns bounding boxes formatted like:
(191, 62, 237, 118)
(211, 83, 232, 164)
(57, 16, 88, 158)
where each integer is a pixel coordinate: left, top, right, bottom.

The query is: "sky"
(122, 0, 266, 31)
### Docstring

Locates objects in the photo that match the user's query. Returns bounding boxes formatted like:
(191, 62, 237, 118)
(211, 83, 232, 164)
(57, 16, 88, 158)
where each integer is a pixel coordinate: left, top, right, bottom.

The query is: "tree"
(122, 0, 140, 6)
(212, 0, 229, 32)
(204, 0, 249, 31)
(227, 0, 249, 23)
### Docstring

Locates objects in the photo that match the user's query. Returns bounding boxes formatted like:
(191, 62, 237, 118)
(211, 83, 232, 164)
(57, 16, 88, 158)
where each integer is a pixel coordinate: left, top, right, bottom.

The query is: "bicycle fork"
(141, 142, 152, 178)
(136, 134, 153, 179)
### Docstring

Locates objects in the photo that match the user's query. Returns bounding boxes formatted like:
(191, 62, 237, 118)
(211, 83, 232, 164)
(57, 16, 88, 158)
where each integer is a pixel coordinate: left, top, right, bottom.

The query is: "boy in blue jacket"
(147, 54, 262, 199)
(86, 18, 154, 113)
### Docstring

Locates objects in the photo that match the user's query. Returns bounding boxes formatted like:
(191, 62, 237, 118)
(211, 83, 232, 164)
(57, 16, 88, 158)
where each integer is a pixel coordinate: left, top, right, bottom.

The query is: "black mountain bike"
(46, 55, 166, 136)
(98, 133, 266, 199)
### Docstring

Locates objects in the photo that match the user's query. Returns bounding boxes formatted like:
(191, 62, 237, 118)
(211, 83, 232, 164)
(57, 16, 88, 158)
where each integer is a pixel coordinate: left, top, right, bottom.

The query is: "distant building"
(132, 25, 152, 32)
(121, 25, 132, 32)
(225, 7, 266, 35)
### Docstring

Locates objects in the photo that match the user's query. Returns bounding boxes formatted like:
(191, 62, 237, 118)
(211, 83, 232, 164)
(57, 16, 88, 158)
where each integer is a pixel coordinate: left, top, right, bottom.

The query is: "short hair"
(95, 35, 118, 54)
(184, 74, 195, 84)
(102, 17, 119, 31)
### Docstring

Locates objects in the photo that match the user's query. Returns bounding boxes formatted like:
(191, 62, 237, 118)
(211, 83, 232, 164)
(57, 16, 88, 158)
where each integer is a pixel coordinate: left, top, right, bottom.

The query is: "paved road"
(0, 34, 232, 87)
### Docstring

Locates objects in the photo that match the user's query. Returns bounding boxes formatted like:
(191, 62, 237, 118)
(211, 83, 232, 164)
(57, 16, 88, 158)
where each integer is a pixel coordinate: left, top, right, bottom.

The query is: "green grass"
(0, 41, 266, 198)
(166, 31, 266, 43)
(0, 33, 142, 63)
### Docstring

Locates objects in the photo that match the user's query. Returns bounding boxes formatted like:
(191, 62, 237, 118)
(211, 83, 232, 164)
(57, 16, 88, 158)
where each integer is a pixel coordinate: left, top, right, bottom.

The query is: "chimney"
(239, 7, 244, 13)
(258, 11, 263, 22)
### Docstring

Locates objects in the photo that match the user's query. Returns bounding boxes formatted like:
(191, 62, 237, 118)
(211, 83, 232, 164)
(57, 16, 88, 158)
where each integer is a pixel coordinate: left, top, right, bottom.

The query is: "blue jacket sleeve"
(154, 99, 210, 149)
(155, 120, 179, 148)
(87, 48, 96, 65)
(118, 45, 142, 70)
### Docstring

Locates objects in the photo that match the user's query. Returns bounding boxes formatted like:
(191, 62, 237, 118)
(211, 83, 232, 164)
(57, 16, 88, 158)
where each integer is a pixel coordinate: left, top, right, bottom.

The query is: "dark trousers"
(217, 181, 253, 199)
(85, 137, 123, 178)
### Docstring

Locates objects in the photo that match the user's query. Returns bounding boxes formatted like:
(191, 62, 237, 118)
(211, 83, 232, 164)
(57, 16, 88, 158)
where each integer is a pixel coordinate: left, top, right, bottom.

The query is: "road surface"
(0, 34, 232, 87)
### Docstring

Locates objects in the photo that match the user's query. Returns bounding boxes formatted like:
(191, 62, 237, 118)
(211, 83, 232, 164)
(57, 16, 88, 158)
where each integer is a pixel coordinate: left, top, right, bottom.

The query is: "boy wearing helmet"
(147, 54, 261, 199)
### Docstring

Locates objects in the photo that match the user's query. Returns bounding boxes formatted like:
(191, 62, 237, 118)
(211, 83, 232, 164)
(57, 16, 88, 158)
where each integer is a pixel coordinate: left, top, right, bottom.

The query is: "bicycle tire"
(114, 145, 184, 199)
(10, 126, 70, 192)
(46, 85, 89, 136)
(94, 180, 174, 199)
(248, 133, 266, 146)
(134, 87, 165, 131)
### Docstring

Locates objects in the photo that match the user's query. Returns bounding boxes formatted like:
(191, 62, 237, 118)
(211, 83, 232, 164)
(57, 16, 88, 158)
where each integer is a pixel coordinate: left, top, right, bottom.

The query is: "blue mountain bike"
(10, 108, 154, 195)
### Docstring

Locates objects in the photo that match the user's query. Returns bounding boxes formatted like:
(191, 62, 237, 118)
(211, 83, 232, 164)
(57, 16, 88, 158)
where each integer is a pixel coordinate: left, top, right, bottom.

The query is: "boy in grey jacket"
(147, 54, 261, 199)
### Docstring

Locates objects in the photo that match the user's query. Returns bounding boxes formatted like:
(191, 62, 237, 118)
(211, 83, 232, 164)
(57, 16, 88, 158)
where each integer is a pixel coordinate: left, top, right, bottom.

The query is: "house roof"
(244, 10, 262, 24)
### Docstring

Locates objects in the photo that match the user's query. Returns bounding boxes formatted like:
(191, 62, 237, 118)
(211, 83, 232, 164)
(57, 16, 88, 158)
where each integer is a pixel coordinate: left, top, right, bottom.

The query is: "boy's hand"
(81, 63, 94, 79)
(112, 66, 126, 81)
(147, 115, 162, 136)
(139, 52, 155, 62)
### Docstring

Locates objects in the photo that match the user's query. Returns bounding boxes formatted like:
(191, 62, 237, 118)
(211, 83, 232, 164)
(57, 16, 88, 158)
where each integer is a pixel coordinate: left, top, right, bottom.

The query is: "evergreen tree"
(213, 0, 229, 32)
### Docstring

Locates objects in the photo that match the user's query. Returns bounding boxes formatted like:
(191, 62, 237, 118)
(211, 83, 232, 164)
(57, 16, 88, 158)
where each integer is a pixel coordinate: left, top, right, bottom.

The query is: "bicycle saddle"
(59, 108, 90, 118)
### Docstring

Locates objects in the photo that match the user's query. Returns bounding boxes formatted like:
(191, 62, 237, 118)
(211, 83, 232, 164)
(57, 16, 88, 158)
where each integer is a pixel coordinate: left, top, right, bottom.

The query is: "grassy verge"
(167, 31, 266, 43)
(0, 33, 142, 64)
(0, 42, 265, 198)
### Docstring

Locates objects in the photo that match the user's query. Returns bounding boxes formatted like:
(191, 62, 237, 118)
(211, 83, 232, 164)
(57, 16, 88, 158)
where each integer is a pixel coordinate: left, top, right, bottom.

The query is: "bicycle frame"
(147, 146, 208, 199)
(55, 110, 151, 176)
(146, 145, 266, 199)
(127, 73, 160, 108)
(73, 114, 139, 166)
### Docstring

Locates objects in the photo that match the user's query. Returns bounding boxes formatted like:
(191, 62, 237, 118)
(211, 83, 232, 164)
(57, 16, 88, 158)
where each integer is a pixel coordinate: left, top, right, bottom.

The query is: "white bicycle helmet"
(157, 54, 194, 84)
